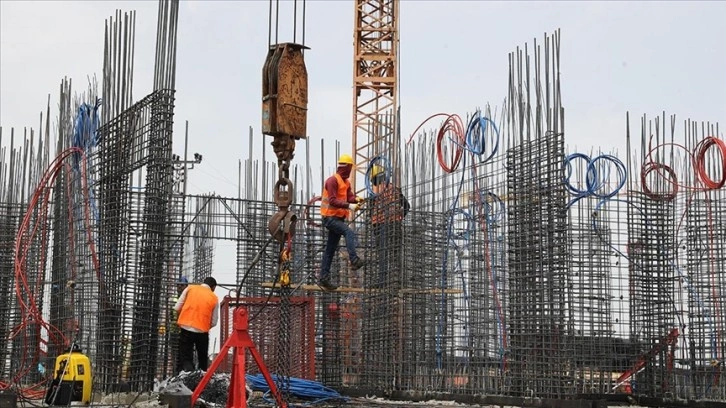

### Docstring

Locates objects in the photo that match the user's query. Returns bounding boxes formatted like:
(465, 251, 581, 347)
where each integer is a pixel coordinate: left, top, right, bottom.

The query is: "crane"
(191, 1, 400, 406)
(352, 0, 400, 193)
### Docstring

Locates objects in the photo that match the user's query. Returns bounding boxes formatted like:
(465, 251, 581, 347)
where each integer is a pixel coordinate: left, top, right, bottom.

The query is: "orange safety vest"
(320, 173, 350, 218)
(371, 185, 405, 224)
(177, 285, 218, 332)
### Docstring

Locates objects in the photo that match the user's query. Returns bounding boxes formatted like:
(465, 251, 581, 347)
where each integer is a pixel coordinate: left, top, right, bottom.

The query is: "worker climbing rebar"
(318, 154, 367, 291)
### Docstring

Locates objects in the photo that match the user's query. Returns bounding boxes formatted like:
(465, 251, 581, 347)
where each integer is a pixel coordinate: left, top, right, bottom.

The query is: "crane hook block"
(262, 42, 310, 140)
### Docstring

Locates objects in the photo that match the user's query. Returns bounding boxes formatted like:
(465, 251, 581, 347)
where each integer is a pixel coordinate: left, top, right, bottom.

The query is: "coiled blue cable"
(245, 374, 349, 406)
(464, 111, 500, 163)
(71, 100, 110, 275)
(564, 153, 626, 209)
(479, 191, 505, 225)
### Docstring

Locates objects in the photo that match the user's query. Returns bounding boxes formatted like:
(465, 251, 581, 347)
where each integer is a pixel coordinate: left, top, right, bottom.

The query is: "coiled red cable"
(407, 112, 465, 173)
(303, 196, 322, 228)
(693, 136, 726, 190)
(3, 147, 101, 397)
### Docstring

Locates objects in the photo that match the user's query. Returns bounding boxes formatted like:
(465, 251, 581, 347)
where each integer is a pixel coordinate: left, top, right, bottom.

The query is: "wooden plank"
(260, 282, 462, 295)
(261, 282, 365, 293)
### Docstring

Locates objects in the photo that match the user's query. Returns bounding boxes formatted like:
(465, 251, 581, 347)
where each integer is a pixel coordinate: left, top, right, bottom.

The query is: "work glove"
(348, 203, 360, 211)
(355, 196, 365, 203)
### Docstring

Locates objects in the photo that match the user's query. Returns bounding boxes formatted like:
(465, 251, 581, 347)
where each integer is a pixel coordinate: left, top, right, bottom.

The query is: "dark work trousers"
(320, 216, 359, 282)
(177, 328, 210, 372)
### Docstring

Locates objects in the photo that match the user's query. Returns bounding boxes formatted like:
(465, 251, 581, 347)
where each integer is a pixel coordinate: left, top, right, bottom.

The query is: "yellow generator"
(45, 345, 92, 405)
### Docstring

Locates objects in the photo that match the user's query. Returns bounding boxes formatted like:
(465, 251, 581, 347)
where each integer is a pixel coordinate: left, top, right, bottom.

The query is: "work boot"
(318, 278, 338, 291)
(351, 257, 366, 270)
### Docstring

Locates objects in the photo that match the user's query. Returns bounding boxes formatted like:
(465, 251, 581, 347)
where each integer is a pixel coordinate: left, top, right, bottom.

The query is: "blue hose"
(71, 100, 112, 275)
(245, 374, 349, 406)
(564, 153, 626, 209)
(464, 111, 500, 162)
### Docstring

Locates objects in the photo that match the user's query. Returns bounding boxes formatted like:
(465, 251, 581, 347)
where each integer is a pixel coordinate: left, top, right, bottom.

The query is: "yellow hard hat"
(370, 165, 385, 179)
(338, 154, 354, 166)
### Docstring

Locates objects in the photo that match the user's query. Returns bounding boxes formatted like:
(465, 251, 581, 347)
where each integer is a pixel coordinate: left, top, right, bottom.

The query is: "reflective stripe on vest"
(371, 185, 404, 224)
(177, 285, 218, 332)
(320, 173, 350, 218)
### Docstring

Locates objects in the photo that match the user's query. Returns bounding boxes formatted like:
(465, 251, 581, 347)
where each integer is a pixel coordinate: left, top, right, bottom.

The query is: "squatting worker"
(174, 276, 219, 372)
(319, 154, 366, 291)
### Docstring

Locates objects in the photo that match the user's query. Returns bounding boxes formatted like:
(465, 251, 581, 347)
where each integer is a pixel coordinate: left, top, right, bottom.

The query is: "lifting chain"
(268, 134, 298, 288)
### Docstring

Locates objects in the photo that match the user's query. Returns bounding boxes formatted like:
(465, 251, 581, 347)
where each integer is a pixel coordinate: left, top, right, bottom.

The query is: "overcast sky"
(1, 0, 724, 351)
(2, 1, 724, 192)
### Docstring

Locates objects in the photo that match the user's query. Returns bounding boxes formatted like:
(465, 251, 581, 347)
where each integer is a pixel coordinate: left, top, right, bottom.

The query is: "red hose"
(693, 136, 726, 190)
(4, 147, 102, 397)
(436, 114, 465, 173)
(407, 112, 465, 173)
(303, 196, 322, 228)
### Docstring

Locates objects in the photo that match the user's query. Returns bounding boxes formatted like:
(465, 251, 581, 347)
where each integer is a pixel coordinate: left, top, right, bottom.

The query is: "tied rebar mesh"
(505, 30, 569, 398)
(3, 11, 726, 404)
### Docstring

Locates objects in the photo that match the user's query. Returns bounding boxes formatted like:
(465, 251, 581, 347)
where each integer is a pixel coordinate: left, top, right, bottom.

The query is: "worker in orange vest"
(174, 276, 219, 372)
(369, 165, 409, 288)
(319, 154, 366, 291)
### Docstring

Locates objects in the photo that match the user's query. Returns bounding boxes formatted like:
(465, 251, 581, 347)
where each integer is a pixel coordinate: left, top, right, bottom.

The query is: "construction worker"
(369, 165, 409, 288)
(169, 276, 190, 329)
(176, 276, 189, 296)
(174, 276, 219, 372)
(319, 153, 366, 290)
(169, 276, 189, 369)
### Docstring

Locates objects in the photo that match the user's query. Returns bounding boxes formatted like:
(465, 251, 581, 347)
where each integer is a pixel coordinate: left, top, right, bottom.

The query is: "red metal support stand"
(191, 307, 287, 408)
